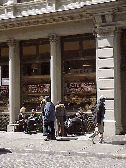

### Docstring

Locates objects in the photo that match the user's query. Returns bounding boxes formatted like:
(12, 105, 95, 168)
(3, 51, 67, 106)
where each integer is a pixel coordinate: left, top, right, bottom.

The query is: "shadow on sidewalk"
(0, 148, 12, 155)
(108, 141, 126, 145)
(56, 136, 78, 141)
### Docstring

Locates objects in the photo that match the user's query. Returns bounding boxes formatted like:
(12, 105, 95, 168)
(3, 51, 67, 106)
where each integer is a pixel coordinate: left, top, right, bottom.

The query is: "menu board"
(2, 78, 9, 85)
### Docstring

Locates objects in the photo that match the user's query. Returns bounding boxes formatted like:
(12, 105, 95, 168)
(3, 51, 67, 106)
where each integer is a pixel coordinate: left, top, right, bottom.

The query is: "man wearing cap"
(44, 96, 55, 140)
(89, 95, 106, 144)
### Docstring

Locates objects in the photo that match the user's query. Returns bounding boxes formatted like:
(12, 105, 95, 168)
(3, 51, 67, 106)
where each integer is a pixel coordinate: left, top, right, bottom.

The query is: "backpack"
(91, 104, 99, 124)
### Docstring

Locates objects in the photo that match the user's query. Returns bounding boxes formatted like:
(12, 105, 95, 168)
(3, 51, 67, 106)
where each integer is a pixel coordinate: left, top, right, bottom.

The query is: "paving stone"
(0, 132, 126, 167)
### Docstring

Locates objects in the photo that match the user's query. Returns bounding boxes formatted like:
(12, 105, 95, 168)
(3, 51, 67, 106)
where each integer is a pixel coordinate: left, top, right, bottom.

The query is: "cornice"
(0, 9, 92, 30)
(93, 26, 116, 37)
(0, 0, 124, 31)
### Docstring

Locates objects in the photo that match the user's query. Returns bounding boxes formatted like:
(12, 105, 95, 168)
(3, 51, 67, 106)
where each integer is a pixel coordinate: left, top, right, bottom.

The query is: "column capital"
(49, 34, 57, 43)
(7, 39, 16, 47)
(92, 28, 97, 38)
(94, 26, 115, 35)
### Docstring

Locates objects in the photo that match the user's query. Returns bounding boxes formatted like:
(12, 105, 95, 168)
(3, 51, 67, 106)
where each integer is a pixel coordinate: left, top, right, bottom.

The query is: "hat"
(99, 95, 106, 100)
(45, 96, 50, 101)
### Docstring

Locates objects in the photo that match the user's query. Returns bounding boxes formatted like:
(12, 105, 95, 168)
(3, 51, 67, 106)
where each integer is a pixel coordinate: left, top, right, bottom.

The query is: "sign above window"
(2, 78, 9, 85)
(70, 68, 92, 75)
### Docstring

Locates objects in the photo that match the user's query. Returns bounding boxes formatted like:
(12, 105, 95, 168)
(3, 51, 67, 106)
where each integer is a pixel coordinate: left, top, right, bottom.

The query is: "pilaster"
(95, 26, 116, 136)
(114, 28, 123, 134)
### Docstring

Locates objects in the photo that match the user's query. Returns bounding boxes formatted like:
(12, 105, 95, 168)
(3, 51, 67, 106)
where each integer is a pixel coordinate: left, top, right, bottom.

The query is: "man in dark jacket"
(89, 95, 106, 144)
(55, 101, 66, 137)
(44, 96, 55, 140)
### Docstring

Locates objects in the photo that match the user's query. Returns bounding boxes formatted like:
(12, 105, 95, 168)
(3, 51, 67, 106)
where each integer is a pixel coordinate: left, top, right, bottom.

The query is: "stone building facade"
(0, 0, 125, 135)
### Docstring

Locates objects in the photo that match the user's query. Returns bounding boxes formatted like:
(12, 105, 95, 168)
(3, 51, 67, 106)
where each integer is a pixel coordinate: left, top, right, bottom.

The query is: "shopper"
(18, 107, 28, 132)
(89, 95, 106, 144)
(44, 96, 55, 140)
(55, 101, 67, 137)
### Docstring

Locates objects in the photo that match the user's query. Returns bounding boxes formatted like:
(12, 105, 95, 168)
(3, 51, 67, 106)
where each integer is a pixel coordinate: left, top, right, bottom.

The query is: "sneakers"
(99, 140, 106, 144)
(44, 138, 50, 141)
(88, 137, 95, 144)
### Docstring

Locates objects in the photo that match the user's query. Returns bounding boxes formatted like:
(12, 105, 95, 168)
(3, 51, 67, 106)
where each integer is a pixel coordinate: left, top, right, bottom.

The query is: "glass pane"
(23, 46, 36, 55)
(64, 41, 79, 51)
(1, 48, 9, 56)
(83, 39, 96, 49)
(39, 44, 50, 53)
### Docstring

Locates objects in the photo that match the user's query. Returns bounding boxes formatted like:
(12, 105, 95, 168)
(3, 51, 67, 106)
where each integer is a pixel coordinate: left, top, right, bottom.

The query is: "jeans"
(44, 121, 55, 140)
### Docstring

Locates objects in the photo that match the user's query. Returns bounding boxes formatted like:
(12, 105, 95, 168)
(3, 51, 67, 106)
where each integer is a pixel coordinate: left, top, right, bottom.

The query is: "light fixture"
(83, 64, 90, 67)
(31, 63, 38, 69)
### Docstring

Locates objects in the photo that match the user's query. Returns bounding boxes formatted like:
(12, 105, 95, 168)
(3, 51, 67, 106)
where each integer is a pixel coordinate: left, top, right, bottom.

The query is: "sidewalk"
(0, 131, 126, 159)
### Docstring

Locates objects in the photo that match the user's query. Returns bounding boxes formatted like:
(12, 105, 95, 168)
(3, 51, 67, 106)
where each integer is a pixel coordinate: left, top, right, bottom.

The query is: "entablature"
(0, 0, 125, 31)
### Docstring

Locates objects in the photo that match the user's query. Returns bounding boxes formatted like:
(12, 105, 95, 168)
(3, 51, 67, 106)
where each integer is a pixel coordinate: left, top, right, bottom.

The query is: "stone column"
(56, 36, 61, 103)
(7, 39, 20, 127)
(114, 28, 123, 134)
(49, 34, 58, 105)
(14, 41, 20, 120)
(7, 39, 16, 124)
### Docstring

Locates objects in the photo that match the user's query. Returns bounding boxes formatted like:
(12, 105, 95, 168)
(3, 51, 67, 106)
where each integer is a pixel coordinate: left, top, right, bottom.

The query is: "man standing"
(89, 95, 106, 144)
(44, 96, 55, 141)
(55, 101, 66, 137)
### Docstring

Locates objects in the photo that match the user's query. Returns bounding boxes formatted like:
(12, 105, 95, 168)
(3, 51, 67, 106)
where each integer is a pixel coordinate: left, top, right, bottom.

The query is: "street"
(0, 132, 126, 168)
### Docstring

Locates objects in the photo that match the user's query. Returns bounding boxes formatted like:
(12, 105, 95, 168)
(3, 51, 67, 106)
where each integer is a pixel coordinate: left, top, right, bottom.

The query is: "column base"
(7, 124, 17, 132)
(115, 125, 123, 135)
(104, 120, 116, 136)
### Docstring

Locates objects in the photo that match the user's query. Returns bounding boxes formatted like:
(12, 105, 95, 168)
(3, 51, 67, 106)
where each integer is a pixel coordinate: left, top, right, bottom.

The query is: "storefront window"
(1, 48, 9, 56)
(62, 34, 96, 112)
(0, 44, 9, 112)
(23, 46, 36, 55)
(21, 39, 50, 111)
